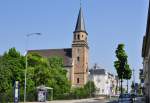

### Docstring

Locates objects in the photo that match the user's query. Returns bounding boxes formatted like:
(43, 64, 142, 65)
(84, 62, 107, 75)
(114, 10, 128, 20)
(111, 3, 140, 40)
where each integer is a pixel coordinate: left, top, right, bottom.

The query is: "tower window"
(77, 56, 80, 61)
(77, 34, 80, 40)
(77, 78, 79, 83)
(74, 35, 76, 40)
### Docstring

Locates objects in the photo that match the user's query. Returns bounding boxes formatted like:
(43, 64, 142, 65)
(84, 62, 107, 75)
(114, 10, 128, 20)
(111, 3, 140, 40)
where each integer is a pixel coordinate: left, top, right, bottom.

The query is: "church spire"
(74, 7, 86, 33)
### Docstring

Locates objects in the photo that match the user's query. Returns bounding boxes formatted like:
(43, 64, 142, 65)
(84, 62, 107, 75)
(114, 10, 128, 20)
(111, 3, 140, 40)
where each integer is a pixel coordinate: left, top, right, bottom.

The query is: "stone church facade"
(28, 7, 89, 87)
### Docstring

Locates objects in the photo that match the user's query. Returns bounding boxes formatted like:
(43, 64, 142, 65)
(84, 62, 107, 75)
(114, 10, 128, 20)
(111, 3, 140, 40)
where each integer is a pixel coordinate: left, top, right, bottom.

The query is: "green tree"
(71, 81, 96, 99)
(27, 53, 50, 86)
(0, 58, 13, 102)
(131, 81, 135, 93)
(47, 56, 71, 99)
(123, 64, 132, 93)
(84, 81, 96, 97)
(27, 54, 71, 100)
(0, 48, 71, 101)
(0, 48, 25, 102)
(114, 44, 127, 95)
(73, 87, 87, 99)
(137, 83, 143, 95)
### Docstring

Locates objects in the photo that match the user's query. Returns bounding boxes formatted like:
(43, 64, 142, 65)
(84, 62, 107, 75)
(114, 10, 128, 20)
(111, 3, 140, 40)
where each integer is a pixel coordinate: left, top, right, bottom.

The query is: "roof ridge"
(28, 48, 72, 51)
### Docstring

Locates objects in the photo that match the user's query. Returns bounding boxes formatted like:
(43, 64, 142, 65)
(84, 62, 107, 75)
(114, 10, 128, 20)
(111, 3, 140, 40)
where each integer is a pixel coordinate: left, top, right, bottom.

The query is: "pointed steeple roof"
(74, 7, 87, 33)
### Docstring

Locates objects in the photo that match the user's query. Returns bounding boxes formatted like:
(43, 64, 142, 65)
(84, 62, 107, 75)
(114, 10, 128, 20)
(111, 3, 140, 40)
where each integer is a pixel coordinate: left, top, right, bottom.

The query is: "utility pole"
(132, 69, 135, 94)
(24, 33, 42, 102)
(132, 69, 135, 102)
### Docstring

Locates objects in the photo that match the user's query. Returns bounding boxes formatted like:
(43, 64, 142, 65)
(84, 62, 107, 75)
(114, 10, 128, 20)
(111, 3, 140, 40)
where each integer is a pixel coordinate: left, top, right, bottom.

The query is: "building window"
(74, 35, 76, 40)
(77, 78, 79, 83)
(102, 89, 104, 93)
(77, 56, 80, 61)
(99, 88, 101, 93)
(77, 34, 80, 40)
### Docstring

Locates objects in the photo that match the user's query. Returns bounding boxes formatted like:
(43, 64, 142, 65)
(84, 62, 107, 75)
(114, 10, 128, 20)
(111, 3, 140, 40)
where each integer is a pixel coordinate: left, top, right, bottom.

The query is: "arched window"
(77, 78, 79, 83)
(74, 35, 76, 40)
(86, 68, 88, 72)
(77, 56, 80, 61)
(77, 34, 80, 40)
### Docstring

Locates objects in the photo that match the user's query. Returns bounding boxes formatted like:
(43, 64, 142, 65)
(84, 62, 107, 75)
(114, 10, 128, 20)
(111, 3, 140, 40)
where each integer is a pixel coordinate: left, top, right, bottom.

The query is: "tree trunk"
(115, 79, 119, 95)
(121, 78, 123, 95)
(127, 79, 128, 93)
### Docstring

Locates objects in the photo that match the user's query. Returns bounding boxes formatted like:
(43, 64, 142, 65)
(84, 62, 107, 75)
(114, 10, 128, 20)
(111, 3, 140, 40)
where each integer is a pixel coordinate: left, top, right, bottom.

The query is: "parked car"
(118, 93, 133, 103)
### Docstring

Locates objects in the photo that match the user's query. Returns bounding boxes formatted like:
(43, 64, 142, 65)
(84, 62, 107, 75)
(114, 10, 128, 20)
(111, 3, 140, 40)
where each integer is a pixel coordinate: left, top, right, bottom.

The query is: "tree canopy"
(114, 44, 132, 80)
(114, 44, 132, 94)
(0, 48, 71, 101)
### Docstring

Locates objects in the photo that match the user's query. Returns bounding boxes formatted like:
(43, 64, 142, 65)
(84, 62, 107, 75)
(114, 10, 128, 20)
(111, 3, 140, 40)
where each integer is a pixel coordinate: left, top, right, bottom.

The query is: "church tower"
(72, 7, 89, 87)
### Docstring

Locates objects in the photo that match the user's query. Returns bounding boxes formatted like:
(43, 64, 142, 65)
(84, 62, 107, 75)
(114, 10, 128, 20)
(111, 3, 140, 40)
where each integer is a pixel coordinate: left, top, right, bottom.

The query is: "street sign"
(14, 81, 19, 103)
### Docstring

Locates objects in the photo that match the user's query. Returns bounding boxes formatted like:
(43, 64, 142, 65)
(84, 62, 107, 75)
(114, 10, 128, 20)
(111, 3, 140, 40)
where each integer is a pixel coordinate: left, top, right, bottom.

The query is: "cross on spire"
(80, 0, 82, 8)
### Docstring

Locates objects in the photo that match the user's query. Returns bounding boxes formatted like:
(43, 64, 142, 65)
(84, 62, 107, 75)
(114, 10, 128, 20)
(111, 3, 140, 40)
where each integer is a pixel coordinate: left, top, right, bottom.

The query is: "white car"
(118, 93, 133, 103)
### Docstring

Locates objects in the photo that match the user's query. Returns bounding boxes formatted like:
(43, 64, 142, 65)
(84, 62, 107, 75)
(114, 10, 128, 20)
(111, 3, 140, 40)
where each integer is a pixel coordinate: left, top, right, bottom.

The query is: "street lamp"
(132, 69, 135, 102)
(24, 33, 42, 103)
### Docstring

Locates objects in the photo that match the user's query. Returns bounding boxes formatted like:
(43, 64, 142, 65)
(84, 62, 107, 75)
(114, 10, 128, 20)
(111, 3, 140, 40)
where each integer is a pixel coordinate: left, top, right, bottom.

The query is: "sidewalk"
(25, 97, 105, 103)
(48, 98, 97, 103)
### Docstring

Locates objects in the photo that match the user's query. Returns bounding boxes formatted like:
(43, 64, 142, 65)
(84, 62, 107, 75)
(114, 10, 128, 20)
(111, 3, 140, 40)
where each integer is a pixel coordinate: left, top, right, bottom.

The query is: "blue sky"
(0, 0, 149, 83)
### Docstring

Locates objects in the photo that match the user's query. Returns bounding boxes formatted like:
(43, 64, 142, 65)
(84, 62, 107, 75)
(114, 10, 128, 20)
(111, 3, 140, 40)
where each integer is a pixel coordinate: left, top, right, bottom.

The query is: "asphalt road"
(47, 98, 118, 103)
(73, 99, 118, 103)
(74, 99, 105, 103)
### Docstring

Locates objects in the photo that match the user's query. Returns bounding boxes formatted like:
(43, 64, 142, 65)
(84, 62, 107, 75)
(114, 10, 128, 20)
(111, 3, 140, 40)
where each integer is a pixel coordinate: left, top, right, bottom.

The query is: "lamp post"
(132, 69, 135, 102)
(132, 69, 135, 93)
(24, 33, 42, 103)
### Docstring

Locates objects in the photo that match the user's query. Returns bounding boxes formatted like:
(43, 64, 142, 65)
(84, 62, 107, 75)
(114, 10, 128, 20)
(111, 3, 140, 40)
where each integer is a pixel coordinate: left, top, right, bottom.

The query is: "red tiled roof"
(28, 48, 72, 67)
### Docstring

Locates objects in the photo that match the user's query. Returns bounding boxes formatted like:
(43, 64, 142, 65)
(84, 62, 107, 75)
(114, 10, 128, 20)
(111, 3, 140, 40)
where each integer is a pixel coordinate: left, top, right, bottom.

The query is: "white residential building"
(89, 64, 119, 96)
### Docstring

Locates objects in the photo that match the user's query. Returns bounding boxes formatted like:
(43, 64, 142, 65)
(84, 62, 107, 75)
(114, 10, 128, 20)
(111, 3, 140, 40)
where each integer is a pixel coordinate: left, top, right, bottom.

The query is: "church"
(28, 7, 89, 87)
